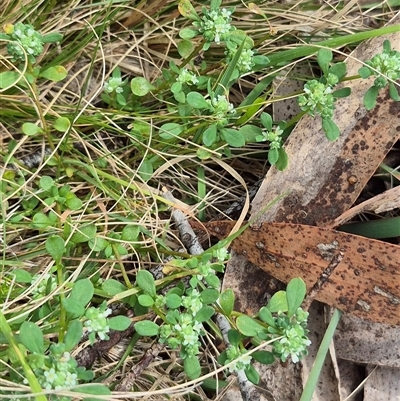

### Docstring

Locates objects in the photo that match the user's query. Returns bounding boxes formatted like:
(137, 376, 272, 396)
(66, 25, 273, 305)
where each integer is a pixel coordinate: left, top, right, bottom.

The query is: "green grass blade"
(300, 308, 342, 401)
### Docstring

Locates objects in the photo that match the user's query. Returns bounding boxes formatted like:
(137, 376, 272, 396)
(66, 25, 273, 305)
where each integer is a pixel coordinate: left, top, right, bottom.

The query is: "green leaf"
(204, 273, 221, 288)
(39, 176, 54, 191)
(19, 322, 44, 354)
(202, 125, 217, 146)
(138, 294, 154, 307)
(71, 224, 97, 243)
(0, 71, 22, 88)
(102, 279, 127, 296)
(174, 90, 186, 104)
(186, 91, 210, 109)
(184, 355, 201, 379)
(194, 305, 215, 322)
(200, 288, 219, 304)
(69, 279, 94, 307)
(317, 49, 332, 75)
(165, 293, 181, 309)
(178, 0, 200, 21)
(322, 118, 340, 141)
(45, 235, 65, 262)
(89, 237, 109, 252)
(251, 350, 275, 365)
(267, 290, 288, 313)
(227, 329, 241, 347)
(171, 81, 182, 94)
(136, 270, 156, 298)
(258, 307, 276, 327)
(64, 320, 83, 351)
(275, 148, 289, 171)
(121, 225, 140, 241)
(159, 123, 183, 140)
(329, 62, 347, 81)
(108, 315, 131, 331)
(22, 123, 44, 136)
(221, 128, 245, 147)
(138, 158, 153, 181)
(12, 269, 32, 283)
(358, 66, 372, 79)
(286, 278, 307, 316)
(179, 27, 198, 40)
(31, 212, 54, 229)
(219, 289, 234, 317)
(389, 81, 400, 101)
(130, 77, 155, 96)
(41, 32, 63, 43)
(178, 39, 194, 58)
(39, 66, 67, 82)
(53, 116, 70, 132)
(260, 112, 272, 131)
(65, 196, 82, 211)
(238, 124, 262, 142)
(73, 384, 111, 400)
(211, 0, 222, 8)
(332, 87, 351, 98)
(245, 364, 260, 385)
(134, 320, 160, 336)
(236, 315, 264, 337)
(268, 148, 279, 165)
(252, 55, 270, 67)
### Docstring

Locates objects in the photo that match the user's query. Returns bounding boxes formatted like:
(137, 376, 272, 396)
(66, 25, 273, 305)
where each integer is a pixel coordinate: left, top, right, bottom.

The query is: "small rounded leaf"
(134, 320, 160, 336)
(65, 320, 83, 351)
(219, 289, 234, 317)
(179, 27, 198, 40)
(251, 350, 275, 365)
(39, 66, 68, 82)
(186, 91, 210, 109)
(130, 77, 155, 96)
(22, 123, 44, 136)
(267, 290, 288, 313)
(236, 315, 264, 337)
(286, 277, 307, 316)
(221, 128, 245, 148)
(20, 321, 44, 354)
(227, 329, 241, 347)
(136, 270, 156, 298)
(138, 294, 155, 307)
(53, 116, 70, 132)
(108, 315, 131, 331)
(45, 235, 65, 262)
(202, 125, 217, 146)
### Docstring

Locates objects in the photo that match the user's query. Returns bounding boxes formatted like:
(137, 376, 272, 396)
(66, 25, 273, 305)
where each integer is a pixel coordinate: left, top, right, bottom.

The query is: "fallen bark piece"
(328, 186, 400, 228)
(208, 220, 400, 325)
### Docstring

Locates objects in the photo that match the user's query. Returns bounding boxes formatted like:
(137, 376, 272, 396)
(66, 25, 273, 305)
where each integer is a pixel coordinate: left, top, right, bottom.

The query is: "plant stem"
(0, 311, 47, 401)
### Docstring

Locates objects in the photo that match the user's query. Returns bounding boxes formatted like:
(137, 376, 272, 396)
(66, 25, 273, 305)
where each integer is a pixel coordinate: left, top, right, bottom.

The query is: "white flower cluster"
(5, 22, 44, 63)
(195, 8, 234, 44)
(272, 308, 311, 363)
(257, 126, 284, 150)
(176, 68, 198, 85)
(39, 344, 79, 393)
(31, 273, 57, 298)
(83, 303, 112, 341)
(225, 346, 252, 373)
(104, 76, 124, 94)
(367, 48, 400, 88)
(298, 79, 335, 119)
(207, 94, 235, 121)
(159, 289, 204, 357)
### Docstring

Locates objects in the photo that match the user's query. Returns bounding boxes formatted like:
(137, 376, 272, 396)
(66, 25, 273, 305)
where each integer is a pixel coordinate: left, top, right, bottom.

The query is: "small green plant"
(134, 246, 310, 382)
(297, 49, 350, 140)
(359, 39, 400, 110)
